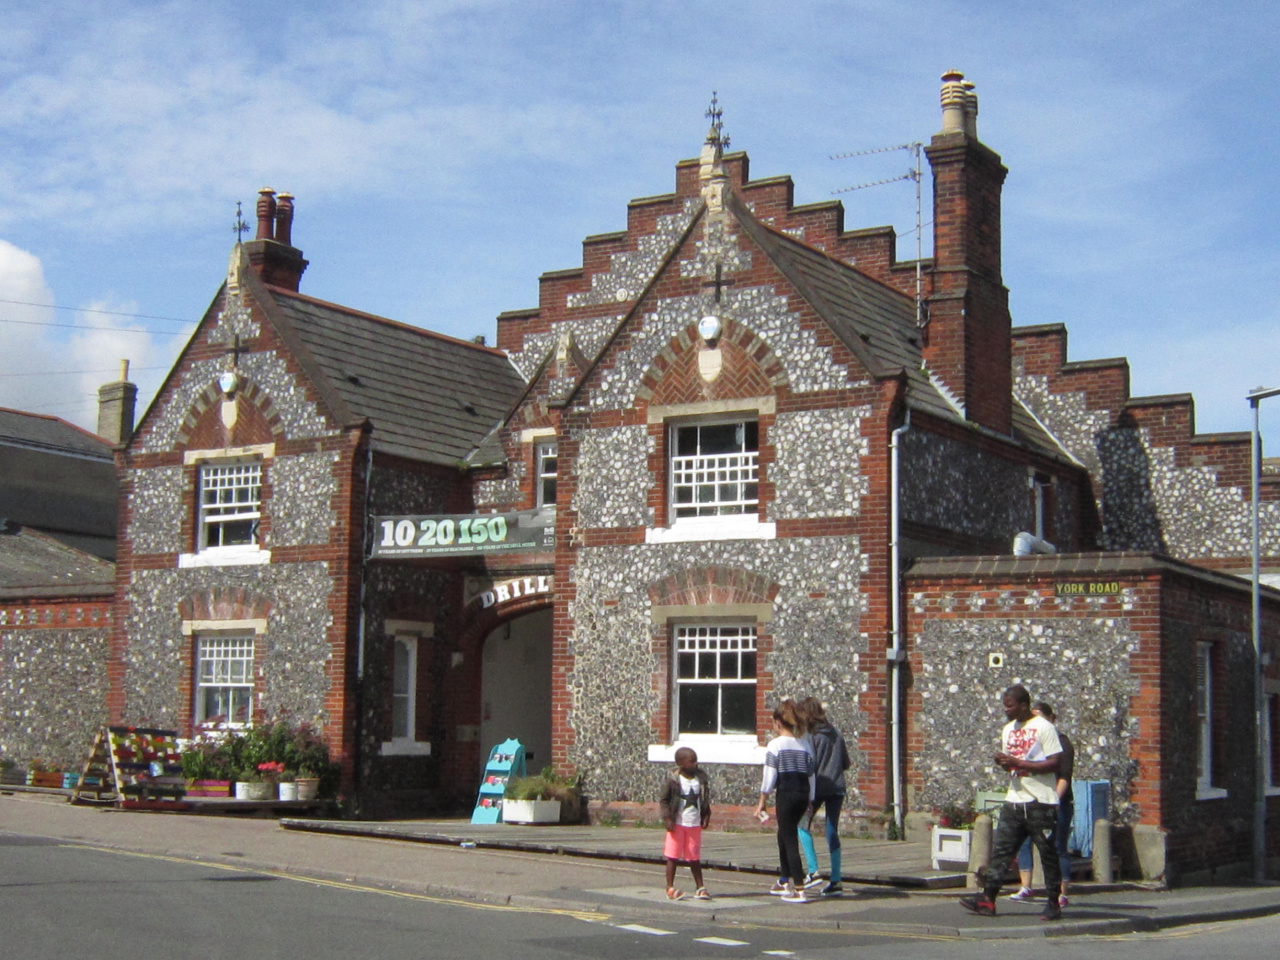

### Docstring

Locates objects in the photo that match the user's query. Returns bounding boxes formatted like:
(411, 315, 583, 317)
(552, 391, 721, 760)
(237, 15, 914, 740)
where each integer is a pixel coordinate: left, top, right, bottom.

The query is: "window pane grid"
(675, 625, 757, 736)
(671, 422, 759, 519)
(536, 441, 558, 508)
(196, 635, 254, 725)
(200, 462, 262, 548)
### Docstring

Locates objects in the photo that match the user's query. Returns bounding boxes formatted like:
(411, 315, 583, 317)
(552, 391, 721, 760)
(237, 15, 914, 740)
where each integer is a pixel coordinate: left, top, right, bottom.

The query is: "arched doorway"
(479, 608, 553, 774)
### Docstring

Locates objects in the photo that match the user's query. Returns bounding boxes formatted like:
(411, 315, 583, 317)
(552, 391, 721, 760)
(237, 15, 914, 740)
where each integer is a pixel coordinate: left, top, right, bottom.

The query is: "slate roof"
(0, 408, 117, 559)
(261, 287, 527, 465)
(729, 196, 1072, 462)
(0, 407, 114, 459)
(0, 523, 115, 599)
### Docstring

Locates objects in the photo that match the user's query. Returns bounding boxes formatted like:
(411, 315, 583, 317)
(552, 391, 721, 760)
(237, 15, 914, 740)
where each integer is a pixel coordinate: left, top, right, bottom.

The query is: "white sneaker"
(780, 885, 808, 904)
(767, 880, 789, 896)
(1007, 887, 1036, 901)
(802, 872, 824, 889)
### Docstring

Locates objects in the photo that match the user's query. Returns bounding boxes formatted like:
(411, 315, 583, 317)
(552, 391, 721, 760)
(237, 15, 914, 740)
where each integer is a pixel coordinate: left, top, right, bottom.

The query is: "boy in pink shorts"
(659, 747, 712, 900)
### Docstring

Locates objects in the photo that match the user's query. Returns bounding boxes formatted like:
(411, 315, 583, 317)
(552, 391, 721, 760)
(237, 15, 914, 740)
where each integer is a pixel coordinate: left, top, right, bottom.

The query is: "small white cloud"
(0, 238, 179, 432)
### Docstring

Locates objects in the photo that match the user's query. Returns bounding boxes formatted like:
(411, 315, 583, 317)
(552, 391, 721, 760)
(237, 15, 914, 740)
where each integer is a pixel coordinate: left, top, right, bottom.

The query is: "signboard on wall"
(371, 510, 554, 558)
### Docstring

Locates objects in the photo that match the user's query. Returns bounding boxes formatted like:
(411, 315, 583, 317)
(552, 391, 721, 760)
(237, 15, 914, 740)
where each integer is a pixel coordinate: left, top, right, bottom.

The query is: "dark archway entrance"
(479, 607, 553, 774)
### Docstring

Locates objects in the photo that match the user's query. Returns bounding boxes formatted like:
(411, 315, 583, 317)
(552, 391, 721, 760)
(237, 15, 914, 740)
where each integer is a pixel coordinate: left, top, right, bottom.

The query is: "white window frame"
(1196, 642, 1228, 799)
(535, 440, 558, 510)
(381, 621, 433, 757)
(670, 419, 760, 519)
(644, 401, 776, 544)
(194, 633, 256, 727)
(179, 445, 274, 568)
(198, 461, 262, 548)
(672, 623, 758, 738)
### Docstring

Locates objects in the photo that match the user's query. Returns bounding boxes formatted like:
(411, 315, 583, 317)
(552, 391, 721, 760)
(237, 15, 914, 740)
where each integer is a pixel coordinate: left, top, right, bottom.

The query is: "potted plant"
(180, 726, 235, 797)
(26, 759, 64, 789)
(234, 766, 272, 801)
(277, 770, 299, 801)
(930, 802, 977, 870)
(503, 767, 580, 824)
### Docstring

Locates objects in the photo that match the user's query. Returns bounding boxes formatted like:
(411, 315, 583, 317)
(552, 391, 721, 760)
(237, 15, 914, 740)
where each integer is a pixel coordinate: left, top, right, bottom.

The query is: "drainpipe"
(889, 411, 911, 836)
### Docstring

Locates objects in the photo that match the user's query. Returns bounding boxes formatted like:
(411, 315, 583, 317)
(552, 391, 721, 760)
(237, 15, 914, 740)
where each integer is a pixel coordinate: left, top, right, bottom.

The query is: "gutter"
(888, 411, 910, 836)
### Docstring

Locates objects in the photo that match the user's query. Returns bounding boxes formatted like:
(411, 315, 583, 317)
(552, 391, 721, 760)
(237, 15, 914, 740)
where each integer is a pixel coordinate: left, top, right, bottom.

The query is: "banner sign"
(372, 510, 554, 558)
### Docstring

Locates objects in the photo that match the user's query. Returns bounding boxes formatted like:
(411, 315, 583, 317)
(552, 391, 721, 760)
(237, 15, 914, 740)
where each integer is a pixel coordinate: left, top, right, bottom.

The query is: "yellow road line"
(60, 842, 610, 922)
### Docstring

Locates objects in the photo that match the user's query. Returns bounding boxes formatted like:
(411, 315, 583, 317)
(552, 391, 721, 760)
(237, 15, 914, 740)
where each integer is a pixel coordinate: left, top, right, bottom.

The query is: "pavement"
(4, 787, 1280, 940)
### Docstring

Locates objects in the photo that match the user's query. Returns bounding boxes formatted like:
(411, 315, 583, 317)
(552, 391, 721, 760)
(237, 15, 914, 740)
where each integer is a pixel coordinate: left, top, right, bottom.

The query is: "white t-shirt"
(677, 774, 702, 827)
(1001, 714, 1063, 805)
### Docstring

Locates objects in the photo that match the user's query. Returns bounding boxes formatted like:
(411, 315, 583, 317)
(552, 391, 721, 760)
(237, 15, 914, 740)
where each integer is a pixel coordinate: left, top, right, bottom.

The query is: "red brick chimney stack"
(923, 70, 1012, 435)
(243, 187, 308, 291)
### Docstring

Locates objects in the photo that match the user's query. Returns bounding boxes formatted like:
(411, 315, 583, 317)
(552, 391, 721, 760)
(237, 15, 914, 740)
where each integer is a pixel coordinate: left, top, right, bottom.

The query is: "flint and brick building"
(4, 72, 1278, 883)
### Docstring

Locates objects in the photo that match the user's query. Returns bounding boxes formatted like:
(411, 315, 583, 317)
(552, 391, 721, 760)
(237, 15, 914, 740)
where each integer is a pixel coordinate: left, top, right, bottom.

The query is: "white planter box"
(931, 826, 972, 870)
(502, 799, 561, 824)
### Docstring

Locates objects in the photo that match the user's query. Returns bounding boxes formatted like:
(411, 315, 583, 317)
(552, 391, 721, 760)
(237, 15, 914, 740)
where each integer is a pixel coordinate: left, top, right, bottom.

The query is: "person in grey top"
(799, 697, 852, 896)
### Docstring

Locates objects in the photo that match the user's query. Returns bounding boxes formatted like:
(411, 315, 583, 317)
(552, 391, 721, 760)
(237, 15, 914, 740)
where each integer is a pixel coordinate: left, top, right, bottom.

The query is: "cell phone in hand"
(757, 810, 769, 823)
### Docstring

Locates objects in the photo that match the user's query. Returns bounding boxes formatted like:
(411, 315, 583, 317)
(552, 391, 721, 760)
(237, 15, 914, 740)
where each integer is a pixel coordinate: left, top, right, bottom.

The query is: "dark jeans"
(774, 790, 810, 886)
(1016, 797, 1073, 886)
(985, 801, 1061, 901)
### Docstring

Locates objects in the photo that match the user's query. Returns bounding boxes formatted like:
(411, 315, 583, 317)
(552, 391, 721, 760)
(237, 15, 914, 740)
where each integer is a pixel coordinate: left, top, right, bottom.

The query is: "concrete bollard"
(969, 813, 993, 890)
(1092, 819, 1113, 883)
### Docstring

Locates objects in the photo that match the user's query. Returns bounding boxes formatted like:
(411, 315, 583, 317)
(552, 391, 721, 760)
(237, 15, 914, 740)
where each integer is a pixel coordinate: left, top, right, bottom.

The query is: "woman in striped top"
(753, 700, 816, 903)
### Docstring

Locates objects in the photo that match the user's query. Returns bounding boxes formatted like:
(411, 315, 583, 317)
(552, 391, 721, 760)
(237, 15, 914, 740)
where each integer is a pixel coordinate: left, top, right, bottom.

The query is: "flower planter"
(277, 782, 299, 801)
(931, 826, 973, 870)
(27, 771, 65, 788)
(502, 799, 561, 824)
(234, 781, 273, 801)
(295, 778, 320, 801)
(186, 779, 233, 798)
(62, 772, 81, 789)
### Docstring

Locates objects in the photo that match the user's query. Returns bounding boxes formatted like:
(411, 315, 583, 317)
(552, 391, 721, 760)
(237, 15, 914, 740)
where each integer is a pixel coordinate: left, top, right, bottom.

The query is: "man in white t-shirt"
(959, 685, 1064, 921)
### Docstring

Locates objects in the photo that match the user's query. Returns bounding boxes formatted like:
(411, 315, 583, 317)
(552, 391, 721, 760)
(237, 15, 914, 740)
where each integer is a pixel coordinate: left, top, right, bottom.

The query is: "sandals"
(694, 887, 712, 900)
(666, 887, 686, 901)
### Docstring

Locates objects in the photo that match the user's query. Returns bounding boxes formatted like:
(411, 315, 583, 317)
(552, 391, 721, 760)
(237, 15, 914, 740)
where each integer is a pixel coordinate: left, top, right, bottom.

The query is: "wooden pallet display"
(68, 728, 120, 804)
(471, 738, 525, 824)
(71, 726, 188, 807)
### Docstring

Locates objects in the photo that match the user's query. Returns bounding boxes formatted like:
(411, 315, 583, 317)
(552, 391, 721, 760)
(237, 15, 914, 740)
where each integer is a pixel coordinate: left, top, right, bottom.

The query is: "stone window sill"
(1195, 784, 1229, 800)
(179, 548, 272, 569)
(645, 518, 776, 544)
(648, 739, 765, 765)
(380, 739, 432, 757)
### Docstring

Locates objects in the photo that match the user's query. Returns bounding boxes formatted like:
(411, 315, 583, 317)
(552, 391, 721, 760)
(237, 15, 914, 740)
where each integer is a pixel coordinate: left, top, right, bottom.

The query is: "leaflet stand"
(470, 738, 524, 824)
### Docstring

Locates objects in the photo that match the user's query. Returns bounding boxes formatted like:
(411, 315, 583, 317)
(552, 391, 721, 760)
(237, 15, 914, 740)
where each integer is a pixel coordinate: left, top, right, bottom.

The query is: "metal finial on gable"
(705, 91, 730, 155)
(233, 201, 249, 244)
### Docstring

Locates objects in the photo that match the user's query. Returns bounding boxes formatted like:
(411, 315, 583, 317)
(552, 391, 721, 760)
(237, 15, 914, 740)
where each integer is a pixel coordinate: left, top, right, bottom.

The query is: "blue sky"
(1, 0, 1276, 444)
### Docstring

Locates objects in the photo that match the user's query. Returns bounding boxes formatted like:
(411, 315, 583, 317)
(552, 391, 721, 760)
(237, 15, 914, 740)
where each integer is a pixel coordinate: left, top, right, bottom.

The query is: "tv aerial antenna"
(831, 142, 927, 330)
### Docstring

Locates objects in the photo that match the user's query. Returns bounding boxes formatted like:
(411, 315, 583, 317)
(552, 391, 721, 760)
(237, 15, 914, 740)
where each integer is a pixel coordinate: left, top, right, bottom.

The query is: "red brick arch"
(178, 587, 273, 622)
(647, 565, 780, 608)
(638, 317, 789, 407)
(175, 377, 285, 449)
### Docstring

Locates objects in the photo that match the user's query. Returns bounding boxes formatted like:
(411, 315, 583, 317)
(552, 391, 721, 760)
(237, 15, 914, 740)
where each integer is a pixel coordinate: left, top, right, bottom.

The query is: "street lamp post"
(1248, 385, 1280, 883)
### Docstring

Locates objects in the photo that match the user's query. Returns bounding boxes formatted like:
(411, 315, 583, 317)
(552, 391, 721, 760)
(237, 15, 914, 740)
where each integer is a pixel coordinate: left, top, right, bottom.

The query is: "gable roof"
(0, 407, 113, 459)
(241, 278, 527, 466)
(0, 523, 115, 599)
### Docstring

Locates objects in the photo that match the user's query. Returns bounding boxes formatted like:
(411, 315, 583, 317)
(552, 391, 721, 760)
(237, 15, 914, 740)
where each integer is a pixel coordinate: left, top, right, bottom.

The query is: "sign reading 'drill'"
(372, 510, 554, 558)
(1054, 581, 1121, 596)
(467, 575, 554, 610)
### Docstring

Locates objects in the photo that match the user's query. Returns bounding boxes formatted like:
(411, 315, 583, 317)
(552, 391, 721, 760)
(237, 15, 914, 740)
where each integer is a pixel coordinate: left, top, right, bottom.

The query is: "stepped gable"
(496, 146, 926, 378)
(1012, 323, 1268, 498)
(260, 284, 526, 466)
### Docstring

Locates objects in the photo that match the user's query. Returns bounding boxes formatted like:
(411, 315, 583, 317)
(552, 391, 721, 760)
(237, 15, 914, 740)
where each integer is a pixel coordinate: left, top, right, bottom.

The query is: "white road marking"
(695, 936, 750, 946)
(616, 924, 676, 936)
(763, 952, 795, 956)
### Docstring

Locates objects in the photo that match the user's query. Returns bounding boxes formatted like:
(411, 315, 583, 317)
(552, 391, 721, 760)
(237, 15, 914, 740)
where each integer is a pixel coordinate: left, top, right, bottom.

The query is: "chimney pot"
(940, 70, 968, 135)
(255, 188, 277, 241)
(274, 193, 295, 247)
